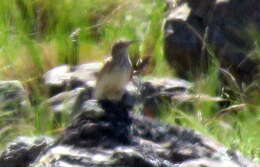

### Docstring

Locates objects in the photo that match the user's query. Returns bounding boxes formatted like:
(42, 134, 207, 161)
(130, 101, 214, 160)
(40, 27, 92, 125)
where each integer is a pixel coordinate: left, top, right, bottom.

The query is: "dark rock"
(207, 0, 260, 84)
(164, 0, 260, 85)
(0, 136, 53, 167)
(164, 1, 213, 78)
(58, 99, 133, 147)
(27, 99, 259, 167)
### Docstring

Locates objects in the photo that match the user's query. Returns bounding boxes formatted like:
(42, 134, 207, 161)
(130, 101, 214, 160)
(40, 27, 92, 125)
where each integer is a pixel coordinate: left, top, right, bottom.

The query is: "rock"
(43, 65, 71, 88)
(140, 77, 193, 117)
(164, 0, 213, 78)
(72, 99, 105, 119)
(44, 68, 225, 118)
(44, 63, 196, 117)
(31, 145, 175, 167)
(69, 62, 102, 85)
(164, 0, 260, 85)
(0, 80, 30, 114)
(179, 158, 240, 167)
(57, 99, 133, 147)
(142, 77, 192, 91)
(45, 87, 90, 114)
(43, 62, 102, 96)
(207, 0, 260, 84)
(27, 99, 259, 167)
(140, 79, 194, 114)
(0, 136, 53, 167)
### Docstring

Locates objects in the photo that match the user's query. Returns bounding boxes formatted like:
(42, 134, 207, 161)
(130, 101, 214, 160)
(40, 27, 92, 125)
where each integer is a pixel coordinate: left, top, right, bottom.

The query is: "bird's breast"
(94, 61, 132, 101)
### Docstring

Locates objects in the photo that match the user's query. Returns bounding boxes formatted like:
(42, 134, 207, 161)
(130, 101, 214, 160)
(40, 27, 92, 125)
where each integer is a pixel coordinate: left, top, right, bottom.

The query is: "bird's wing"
(96, 56, 113, 79)
(133, 56, 151, 75)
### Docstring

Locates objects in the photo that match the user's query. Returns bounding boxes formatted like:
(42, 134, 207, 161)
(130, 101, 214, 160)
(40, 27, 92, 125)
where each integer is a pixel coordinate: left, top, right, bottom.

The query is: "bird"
(94, 40, 137, 102)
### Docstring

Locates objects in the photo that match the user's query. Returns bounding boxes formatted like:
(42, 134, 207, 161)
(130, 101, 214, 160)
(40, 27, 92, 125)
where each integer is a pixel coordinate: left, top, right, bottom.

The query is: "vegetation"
(0, 0, 259, 163)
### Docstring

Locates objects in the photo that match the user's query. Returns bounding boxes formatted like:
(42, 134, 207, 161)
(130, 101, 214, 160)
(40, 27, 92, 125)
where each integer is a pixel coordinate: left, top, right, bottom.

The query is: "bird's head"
(111, 40, 138, 57)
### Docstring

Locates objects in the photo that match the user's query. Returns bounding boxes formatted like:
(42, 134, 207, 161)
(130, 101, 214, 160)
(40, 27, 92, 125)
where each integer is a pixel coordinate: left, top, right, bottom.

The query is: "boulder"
(23, 99, 258, 167)
(0, 136, 53, 167)
(0, 80, 30, 114)
(207, 0, 260, 84)
(164, 0, 260, 85)
(164, 0, 214, 78)
(45, 87, 90, 114)
(43, 62, 102, 96)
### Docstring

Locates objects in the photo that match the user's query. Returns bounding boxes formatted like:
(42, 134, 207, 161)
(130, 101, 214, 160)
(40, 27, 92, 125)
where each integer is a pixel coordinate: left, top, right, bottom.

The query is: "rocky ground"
(0, 62, 259, 167)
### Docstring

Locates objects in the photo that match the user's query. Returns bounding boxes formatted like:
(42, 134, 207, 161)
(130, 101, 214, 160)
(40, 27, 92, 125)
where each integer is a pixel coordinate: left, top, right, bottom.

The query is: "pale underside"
(94, 56, 132, 101)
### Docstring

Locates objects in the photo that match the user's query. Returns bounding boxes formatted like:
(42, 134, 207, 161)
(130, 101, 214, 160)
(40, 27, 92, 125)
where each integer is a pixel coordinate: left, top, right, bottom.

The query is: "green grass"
(0, 0, 259, 163)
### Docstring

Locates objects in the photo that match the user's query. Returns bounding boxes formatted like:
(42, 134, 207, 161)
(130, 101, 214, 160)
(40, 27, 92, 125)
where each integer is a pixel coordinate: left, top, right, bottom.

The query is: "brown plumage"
(94, 40, 137, 101)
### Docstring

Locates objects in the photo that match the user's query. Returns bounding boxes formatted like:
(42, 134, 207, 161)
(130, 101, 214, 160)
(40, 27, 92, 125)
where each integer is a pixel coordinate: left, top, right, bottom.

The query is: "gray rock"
(140, 77, 193, 117)
(43, 62, 102, 96)
(0, 136, 53, 167)
(43, 65, 71, 87)
(72, 99, 105, 119)
(45, 87, 88, 114)
(179, 158, 240, 167)
(31, 145, 175, 167)
(0, 80, 30, 113)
